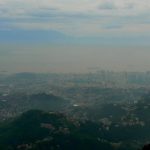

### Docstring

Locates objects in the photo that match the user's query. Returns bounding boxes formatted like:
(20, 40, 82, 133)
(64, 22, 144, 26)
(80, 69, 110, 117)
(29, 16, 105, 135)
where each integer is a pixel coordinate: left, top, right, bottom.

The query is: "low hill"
(0, 93, 69, 121)
(0, 110, 112, 150)
(28, 93, 69, 111)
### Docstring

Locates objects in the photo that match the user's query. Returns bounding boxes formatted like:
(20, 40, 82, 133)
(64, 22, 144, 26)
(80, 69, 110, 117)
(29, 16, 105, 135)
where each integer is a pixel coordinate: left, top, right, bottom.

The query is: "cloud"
(98, 1, 117, 10)
(0, 0, 150, 37)
(102, 23, 122, 29)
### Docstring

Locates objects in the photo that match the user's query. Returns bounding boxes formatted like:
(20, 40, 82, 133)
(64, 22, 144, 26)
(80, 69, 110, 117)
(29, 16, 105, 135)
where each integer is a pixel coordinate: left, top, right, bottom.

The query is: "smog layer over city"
(0, 0, 150, 150)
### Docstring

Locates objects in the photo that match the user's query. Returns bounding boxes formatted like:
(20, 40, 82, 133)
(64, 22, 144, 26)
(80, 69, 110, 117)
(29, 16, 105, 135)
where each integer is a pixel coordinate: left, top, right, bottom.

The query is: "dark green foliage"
(0, 110, 113, 150)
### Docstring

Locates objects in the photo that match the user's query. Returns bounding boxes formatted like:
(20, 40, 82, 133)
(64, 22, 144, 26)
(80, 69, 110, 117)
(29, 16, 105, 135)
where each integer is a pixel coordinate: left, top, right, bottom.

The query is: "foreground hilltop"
(0, 110, 148, 150)
(0, 110, 112, 150)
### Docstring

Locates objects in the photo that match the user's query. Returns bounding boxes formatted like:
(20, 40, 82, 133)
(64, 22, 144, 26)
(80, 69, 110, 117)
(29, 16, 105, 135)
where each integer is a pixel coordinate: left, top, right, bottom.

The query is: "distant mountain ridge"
(0, 29, 71, 43)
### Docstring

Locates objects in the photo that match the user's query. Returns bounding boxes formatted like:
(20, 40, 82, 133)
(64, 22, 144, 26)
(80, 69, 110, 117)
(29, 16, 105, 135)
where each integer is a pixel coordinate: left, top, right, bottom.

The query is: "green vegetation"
(0, 110, 113, 150)
(0, 72, 150, 150)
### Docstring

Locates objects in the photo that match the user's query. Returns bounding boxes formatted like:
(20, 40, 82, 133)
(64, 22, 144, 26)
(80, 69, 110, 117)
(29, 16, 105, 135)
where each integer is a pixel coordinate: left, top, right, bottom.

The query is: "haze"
(0, 0, 150, 73)
(0, 44, 150, 73)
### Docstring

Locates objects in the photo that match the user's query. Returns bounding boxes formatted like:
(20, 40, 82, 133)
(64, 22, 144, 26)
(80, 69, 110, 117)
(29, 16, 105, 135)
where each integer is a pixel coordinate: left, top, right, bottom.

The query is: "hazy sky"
(0, 0, 150, 37)
(0, 0, 150, 73)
